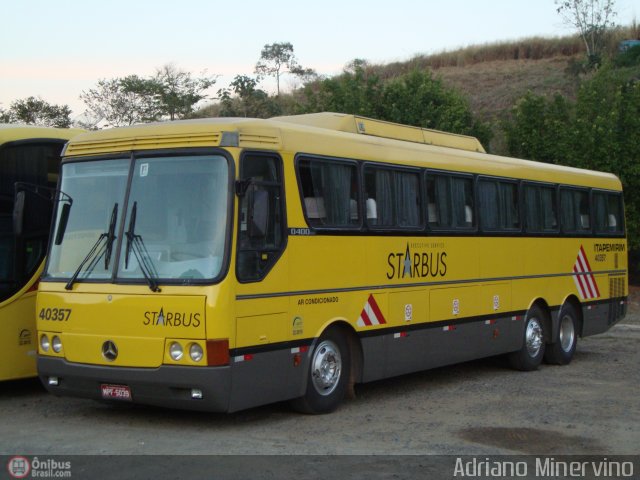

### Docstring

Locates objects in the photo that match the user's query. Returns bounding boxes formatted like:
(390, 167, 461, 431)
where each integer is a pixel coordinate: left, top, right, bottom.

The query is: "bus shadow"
(0, 377, 46, 398)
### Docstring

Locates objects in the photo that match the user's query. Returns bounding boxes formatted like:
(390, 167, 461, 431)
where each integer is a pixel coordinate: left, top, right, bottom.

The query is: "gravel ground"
(0, 291, 638, 477)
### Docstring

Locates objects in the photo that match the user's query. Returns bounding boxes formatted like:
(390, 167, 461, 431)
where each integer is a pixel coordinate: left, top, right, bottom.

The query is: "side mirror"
(13, 189, 52, 238)
(248, 188, 269, 238)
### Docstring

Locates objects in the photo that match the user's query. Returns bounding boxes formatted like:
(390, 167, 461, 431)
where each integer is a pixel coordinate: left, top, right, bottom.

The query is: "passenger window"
(237, 154, 285, 281)
(560, 188, 590, 233)
(478, 179, 520, 232)
(298, 157, 360, 229)
(524, 183, 558, 233)
(593, 191, 624, 234)
(364, 166, 422, 229)
(427, 173, 474, 230)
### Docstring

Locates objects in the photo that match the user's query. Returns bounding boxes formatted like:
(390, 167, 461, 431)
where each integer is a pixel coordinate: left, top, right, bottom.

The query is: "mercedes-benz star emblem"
(102, 340, 118, 361)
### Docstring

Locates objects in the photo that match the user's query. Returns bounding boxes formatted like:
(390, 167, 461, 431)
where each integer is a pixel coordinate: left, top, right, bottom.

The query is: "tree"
(556, 0, 617, 65)
(0, 107, 12, 123)
(255, 42, 314, 96)
(80, 76, 161, 127)
(0, 97, 71, 127)
(504, 91, 573, 163)
(217, 75, 281, 118)
(300, 62, 492, 147)
(154, 64, 217, 120)
(504, 65, 640, 248)
(300, 59, 384, 117)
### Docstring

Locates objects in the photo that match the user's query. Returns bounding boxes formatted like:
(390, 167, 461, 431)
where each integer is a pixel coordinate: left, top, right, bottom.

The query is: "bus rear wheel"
(508, 305, 546, 371)
(544, 304, 578, 365)
(291, 327, 350, 414)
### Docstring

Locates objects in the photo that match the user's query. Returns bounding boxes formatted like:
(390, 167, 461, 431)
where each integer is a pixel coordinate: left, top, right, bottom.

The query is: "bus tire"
(508, 305, 546, 371)
(544, 304, 578, 365)
(291, 327, 350, 414)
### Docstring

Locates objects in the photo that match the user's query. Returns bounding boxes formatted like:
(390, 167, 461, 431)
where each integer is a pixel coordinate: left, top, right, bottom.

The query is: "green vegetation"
(504, 64, 640, 247)
(0, 96, 71, 127)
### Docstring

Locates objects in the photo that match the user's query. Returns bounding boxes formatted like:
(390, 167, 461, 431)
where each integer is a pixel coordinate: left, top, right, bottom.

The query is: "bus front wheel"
(544, 304, 578, 365)
(291, 327, 350, 414)
(508, 305, 546, 371)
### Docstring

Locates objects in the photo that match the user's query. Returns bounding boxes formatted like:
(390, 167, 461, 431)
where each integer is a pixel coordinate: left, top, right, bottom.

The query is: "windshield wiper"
(104, 203, 118, 269)
(64, 203, 118, 290)
(125, 201, 161, 292)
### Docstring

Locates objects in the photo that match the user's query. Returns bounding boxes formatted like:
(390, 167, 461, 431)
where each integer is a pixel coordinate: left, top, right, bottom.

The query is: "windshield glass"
(44, 154, 229, 284)
(45, 159, 129, 280)
(118, 156, 228, 282)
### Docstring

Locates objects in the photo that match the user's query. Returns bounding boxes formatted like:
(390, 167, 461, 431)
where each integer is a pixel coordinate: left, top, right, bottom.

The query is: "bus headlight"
(189, 343, 204, 362)
(169, 342, 183, 361)
(40, 334, 50, 352)
(52, 336, 63, 353)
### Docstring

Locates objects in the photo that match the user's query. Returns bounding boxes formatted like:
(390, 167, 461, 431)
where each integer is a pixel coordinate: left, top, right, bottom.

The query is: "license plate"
(100, 384, 132, 401)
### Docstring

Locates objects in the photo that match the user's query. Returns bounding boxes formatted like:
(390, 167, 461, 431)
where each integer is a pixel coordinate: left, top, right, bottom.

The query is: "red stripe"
(368, 294, 386, 325)
(576, 253, 595, 298)
(580, 245, 594, 272)
(580, 245, 600, 297)
(360, 309, 372, 326)
(573, 265, 589, 298)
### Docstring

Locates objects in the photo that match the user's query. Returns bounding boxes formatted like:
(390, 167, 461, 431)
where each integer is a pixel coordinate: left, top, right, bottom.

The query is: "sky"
(1, 0, 638, 118)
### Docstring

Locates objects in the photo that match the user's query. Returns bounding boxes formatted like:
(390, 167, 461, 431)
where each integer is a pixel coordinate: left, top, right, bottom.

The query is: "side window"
(524, 183, 558, 233)
(427, 172, 474, 230)
(298, 157, 360, 229)
(593, 191, 624, 234)
(364, 166, 422, 229)
(560, 188, 591, 233)
(237, 154, 285, 282)
(478, 178, 520, 232)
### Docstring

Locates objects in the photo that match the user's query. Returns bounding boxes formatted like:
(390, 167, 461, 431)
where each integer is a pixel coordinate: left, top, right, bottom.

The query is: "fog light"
(40, 334, 50, 352)
(169, 342, 183, 361)
(48, 376, 59, 386)
(191, 388, 203, 399)
(189, 343, 204, 362)
(52, 335, 63, 353)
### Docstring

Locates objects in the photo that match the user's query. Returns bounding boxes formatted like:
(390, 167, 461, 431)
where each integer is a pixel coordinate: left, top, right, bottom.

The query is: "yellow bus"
(0, 125, 82, 381)
(35, 113, 627, 413)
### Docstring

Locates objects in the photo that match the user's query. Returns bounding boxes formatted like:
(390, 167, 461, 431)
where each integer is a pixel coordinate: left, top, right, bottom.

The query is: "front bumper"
(38, 356, 231, 412)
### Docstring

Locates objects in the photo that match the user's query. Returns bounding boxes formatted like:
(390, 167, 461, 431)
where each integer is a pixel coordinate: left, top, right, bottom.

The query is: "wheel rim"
(559, 315, 575, 353)
(525, 318, 544, 358)
(311, 339, 342, 396)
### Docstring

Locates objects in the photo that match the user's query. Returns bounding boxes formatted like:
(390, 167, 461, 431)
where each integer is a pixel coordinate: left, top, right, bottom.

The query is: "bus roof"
(62, 114, 622, 191)
(0, 125, 83, 145)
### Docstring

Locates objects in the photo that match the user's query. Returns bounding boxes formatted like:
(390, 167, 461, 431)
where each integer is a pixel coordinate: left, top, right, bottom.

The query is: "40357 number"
(39, 308, 72, 321)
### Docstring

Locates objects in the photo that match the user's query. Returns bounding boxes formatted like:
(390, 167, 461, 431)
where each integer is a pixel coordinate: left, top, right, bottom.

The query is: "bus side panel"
(380, 315, 523, 380)
(228, 347, 299, 412)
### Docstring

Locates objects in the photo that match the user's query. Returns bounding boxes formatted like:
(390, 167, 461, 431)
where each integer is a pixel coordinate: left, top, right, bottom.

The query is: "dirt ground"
(0, 290, 638, 477)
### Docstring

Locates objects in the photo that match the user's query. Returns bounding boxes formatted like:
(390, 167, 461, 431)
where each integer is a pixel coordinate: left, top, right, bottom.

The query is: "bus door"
(233, 152, 290, 410)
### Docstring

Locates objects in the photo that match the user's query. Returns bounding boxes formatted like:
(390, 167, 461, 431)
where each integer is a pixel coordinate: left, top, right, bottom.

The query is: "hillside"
(318, 27, 638, 153)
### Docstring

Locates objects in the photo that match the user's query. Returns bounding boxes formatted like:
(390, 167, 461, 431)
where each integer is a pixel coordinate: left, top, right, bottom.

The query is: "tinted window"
(364, 166, 421, 228)
(524, 183, 558, 233)
(560, 188, 590, 233)
(426, 173, 474, 230)
(298, 158, 360, 229)
(593, 191, 624, 234)
(478, 179, 520, 231)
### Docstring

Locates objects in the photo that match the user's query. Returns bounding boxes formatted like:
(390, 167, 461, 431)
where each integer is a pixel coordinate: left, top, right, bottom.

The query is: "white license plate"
(100, 384, 132, 401)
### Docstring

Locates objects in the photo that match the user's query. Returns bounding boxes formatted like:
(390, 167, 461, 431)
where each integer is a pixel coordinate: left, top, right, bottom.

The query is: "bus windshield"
(45, 154, 229, 285)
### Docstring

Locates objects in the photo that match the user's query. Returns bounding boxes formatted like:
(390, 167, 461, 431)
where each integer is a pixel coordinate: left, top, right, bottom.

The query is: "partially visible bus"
(36, 114, 627, 413)
(0, 125, 82, 381)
